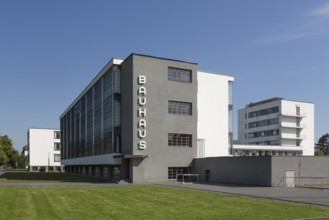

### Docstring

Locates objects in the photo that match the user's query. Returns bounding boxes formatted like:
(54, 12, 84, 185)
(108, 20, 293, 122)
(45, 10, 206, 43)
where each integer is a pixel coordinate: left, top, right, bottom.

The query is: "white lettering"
(138, 75, 146, 84)
(138, 130, 147, 138)
(138, 108, 146, 117)
(138, 119, 146, 128)
(138, 97, 146, 106)
(137, 75, 147, 150)
(138, 86, 146, 95)
(138, 141, 147, 149)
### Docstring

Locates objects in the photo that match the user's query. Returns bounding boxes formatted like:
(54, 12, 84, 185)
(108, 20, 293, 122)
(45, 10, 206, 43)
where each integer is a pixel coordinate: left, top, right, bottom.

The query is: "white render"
(237, 98, 314, 156)
(28, 128, 63, 171)
(197, 71, 234, 157)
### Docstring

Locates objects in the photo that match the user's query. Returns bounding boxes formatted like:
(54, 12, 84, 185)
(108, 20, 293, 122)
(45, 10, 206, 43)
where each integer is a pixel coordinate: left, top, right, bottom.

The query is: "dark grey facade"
(193, 156, 329, 187)
(60, 54, 198, 183)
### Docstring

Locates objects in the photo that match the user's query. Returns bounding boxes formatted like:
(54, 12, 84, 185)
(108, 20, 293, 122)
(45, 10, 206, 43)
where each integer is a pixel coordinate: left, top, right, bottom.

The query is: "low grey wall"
(271, 156, 329, 187)
(193, 156, 272, 186)
(193, 156, 329, 187)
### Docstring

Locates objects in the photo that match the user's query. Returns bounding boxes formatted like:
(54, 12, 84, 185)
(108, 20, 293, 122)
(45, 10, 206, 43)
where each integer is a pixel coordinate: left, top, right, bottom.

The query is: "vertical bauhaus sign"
(137, 75, 147, 150)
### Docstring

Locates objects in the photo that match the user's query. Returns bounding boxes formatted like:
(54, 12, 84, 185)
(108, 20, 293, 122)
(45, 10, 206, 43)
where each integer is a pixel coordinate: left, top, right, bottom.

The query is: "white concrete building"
(237, 98, 314, 156)
(197, 71, 234, 157)
(28, 128, 63, 172)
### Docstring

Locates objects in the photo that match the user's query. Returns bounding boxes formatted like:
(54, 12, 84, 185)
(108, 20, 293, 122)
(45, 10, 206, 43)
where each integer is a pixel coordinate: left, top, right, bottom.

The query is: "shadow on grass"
(0, 172, 112, 183)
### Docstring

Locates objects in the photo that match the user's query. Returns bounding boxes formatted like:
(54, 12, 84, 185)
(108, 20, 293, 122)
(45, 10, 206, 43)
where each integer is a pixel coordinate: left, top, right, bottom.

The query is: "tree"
(316, 133, 329, 155)
(0, 135, 19, 168)
(315, 148, 324, 156)
(0, 150, 9, 166)
(17, 154, 27, 169)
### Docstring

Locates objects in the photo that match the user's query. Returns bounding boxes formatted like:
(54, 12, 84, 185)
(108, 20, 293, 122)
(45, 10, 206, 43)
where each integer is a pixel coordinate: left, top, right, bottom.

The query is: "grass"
(0, 185, 329, 220)
(0, 171, 105, 182)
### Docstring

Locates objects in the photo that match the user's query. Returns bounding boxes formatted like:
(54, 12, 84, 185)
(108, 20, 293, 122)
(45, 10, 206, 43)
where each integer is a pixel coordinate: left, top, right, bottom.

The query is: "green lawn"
(0, 185, 329, 220)
(0, 171, 106, 182)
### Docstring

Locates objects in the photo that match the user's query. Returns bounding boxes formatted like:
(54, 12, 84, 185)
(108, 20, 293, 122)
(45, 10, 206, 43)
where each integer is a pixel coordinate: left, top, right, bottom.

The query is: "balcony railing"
(281, 111, 306, 117)
(281, 134, 306, 140)
(281, 123, 306, 129)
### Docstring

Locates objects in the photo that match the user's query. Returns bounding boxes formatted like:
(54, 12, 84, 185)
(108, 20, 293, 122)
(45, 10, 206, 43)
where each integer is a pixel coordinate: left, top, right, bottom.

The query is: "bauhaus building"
(60, 53, 234, 183)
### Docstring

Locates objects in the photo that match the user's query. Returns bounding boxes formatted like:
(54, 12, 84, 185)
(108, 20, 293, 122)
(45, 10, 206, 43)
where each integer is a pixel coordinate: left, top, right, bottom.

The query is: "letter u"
(138, 130, 147, 138)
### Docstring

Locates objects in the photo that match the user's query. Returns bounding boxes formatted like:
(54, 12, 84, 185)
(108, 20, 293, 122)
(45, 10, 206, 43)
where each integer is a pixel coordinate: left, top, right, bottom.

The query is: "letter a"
(138, 86, 146, 95)
(138, 119, 146, 128)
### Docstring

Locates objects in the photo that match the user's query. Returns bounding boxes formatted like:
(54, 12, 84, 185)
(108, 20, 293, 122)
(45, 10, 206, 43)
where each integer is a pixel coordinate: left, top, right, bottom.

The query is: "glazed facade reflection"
(60, 65, 121, 160)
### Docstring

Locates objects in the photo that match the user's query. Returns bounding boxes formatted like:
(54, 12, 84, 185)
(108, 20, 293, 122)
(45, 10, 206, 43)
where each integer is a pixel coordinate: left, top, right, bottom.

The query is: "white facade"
(28, 128, 63, 171)
(237, 98, 314, 156)
(197, 71, 234, 157)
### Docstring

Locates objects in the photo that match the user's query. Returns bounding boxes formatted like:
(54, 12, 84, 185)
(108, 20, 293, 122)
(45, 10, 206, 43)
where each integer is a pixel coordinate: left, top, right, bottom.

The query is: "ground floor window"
(168, 167, 191, 179)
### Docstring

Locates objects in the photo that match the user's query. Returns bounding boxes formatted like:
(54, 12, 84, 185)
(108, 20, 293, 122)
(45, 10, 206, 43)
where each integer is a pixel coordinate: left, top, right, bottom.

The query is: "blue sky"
(0, 0, 328, 150)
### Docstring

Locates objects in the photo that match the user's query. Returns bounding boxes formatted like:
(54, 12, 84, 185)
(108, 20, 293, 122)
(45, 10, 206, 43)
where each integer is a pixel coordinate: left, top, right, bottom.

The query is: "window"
(54, 143, 61, 151)
(168, 101, 192, 115)
(248, 129, 280, 139)
(248, 118, 279, 128)
(54, 131, 60, 139)
(168, 167, 191, 179)
(54, 154, 61, 162)
(228, 81, 233, 105)
(248, 106, 279, 118)
(168, 133, 192, 147)
(168, 67, 192, 83)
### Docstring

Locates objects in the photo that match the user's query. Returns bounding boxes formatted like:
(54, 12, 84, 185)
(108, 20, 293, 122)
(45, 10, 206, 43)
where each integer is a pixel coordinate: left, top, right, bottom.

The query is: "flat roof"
(60, 58, 123, 118)
(247, 97, 282, 107)
(198, 70, 234, 79)
(246, 97, 314, 108)
(28, 127, 60, 131)
(126, 53, 198, 65)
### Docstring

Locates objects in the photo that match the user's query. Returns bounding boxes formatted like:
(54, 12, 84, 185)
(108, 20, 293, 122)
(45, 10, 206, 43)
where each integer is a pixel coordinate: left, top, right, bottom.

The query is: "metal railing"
(281, 177, 329, 189)
(281, 122, 306, 128)
(176, 174, 200, 184)
(281, 134, 306, 140)
(281, 111, 307, 117)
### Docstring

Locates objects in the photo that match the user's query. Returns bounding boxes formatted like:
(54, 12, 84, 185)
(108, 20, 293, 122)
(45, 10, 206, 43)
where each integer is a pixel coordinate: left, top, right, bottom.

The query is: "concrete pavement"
(157, 182, 329, 207)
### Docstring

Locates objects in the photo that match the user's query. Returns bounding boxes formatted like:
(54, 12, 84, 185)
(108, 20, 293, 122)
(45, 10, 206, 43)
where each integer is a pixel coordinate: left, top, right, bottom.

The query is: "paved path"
(157, 182, 329, 207)
(0, 181, 116, 186)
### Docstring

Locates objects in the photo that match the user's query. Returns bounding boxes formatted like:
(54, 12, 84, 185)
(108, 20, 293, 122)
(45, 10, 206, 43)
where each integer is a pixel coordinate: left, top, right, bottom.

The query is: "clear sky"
(1, 0, 328, 150)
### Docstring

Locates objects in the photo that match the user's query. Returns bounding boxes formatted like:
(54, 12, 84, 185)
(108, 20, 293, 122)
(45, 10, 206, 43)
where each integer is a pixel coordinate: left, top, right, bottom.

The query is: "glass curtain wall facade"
(61, 65, 121, 160)
(228, 81, 233, 154)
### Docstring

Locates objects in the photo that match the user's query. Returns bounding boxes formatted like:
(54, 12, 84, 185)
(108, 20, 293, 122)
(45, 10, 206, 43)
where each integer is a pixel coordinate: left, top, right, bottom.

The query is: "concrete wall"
(197, 71, 234, 157)
(121, 54, 198, 183)
(271, 156, 329, 186)
(193, 156, 329, 187)
(28, 128, 61, 168)
(193, 157, 272, 186)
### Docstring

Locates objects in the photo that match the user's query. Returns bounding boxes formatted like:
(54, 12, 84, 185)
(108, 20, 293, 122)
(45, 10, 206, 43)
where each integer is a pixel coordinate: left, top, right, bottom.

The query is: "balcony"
(281, 134, 306, 140)
(281, 111, 306, 118)
(280, 122, 306, 129)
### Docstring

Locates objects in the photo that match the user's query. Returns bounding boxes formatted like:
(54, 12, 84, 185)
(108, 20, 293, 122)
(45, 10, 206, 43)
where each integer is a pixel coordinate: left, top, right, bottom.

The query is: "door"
(285, 170, 295, 187)
(124, 159, 131, 181)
